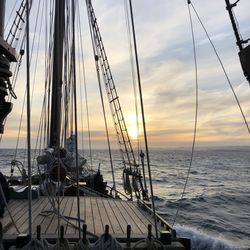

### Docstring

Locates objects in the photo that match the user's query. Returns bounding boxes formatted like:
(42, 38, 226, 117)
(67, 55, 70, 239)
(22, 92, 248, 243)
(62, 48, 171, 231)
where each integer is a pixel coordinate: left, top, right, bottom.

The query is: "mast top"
(225, 0, 250, 83)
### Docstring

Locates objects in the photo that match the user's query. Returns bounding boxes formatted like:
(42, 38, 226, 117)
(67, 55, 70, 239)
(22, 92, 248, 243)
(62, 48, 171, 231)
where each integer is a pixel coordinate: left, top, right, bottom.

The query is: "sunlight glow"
(128, 127, 139, 140)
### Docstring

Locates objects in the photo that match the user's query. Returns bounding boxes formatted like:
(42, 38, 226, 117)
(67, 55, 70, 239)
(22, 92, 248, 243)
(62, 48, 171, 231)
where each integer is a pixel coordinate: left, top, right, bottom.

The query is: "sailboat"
(0, 0, 192, 249)
(0, 0, 249, 249)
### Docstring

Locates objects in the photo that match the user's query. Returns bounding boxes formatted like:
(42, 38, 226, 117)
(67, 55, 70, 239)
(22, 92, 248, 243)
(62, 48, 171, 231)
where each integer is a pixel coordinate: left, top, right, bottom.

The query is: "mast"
(225, 0, 250, 83)
(49, 0, 65, 147)
(0, 0, 5, 37)
(0, 0, 17, 133)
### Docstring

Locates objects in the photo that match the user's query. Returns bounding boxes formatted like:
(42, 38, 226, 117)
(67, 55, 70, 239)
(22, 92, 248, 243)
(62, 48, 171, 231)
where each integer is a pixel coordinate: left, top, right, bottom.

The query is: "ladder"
(6, 0, 27, 47)
(86, 0, 137, 171)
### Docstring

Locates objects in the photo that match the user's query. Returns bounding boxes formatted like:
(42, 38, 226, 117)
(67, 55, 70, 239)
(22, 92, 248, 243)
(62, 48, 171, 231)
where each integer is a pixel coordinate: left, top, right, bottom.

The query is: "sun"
(128, 127, 139, 140)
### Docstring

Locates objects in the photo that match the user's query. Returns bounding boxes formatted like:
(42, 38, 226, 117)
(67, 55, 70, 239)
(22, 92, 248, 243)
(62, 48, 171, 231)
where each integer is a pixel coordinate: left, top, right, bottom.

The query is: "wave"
(175, 225, 249, 250)
(164, 192, 250, 207)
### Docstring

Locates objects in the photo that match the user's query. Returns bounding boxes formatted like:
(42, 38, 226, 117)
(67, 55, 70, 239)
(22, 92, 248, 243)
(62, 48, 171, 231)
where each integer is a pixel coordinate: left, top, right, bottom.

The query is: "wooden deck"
(0, 196, 166, 240)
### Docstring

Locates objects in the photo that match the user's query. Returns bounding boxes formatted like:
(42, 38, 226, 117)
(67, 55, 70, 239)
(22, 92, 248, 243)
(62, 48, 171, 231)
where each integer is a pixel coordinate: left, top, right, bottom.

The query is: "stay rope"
(172, 0, 198, 226)
(76, 0, 93, 169)
(128, 0, 158, 237)
(71, 0, 81, 238)
(75, 5, 85, 154)
(4, 0, 19, 32)
(86, 0, 116, 189)
(123, 0, 141, 160)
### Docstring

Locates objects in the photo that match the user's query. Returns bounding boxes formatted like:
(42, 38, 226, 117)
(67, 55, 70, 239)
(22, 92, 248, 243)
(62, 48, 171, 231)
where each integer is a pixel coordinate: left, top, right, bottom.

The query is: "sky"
(1, 0, 250, 150)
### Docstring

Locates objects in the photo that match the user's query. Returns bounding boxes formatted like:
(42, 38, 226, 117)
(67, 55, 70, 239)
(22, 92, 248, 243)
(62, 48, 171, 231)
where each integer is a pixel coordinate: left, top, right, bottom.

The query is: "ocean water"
(0, 147, 249, 250)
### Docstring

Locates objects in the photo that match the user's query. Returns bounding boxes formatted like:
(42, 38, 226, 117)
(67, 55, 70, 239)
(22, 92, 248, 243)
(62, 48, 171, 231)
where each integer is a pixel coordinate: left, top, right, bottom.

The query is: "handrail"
(137, 199, 176, 237)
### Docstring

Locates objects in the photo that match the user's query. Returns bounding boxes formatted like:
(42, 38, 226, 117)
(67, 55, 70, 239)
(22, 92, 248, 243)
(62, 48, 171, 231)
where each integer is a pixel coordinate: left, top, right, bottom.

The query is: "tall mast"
(0, 0, 17, 133)
(49, 0, 65, 147)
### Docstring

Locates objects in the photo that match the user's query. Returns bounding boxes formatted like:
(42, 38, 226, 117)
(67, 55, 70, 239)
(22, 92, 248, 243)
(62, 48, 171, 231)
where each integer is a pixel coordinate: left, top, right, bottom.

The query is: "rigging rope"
(132, 237, 164, 250)
(124, 0, 148, 199)
(86, 1, 116, 189)
(76, 0, 93, 168)
(4, 0, 19, 32)
(172, 0, 198, 226)
(75, 10, 85, 154)
(94, 51, 116, 191)
(173, 0, 250, 226)
(0, 184, 20, 234)
(10, 0, 43, 160)
(71, 0, 81, 238)
(123, 0, 141, 160)
(37, 167, 93, 237)
(93, 230, 122, 250)
(25, 0, 32, 238)
(128, 0, 157, 236)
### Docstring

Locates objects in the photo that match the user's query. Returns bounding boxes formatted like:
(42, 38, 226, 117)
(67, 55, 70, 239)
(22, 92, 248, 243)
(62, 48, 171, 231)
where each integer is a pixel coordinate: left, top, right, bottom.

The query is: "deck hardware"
(60, 225, 65, 239)
(147, 224, 152, 240)
(104, 225, 109, 242)
(126, 225, 131, 246)
(82, 224, 87, 243)
(160, 230, 171, 245)
(15, 234, 30, 248)
(36, 225, 41, 240)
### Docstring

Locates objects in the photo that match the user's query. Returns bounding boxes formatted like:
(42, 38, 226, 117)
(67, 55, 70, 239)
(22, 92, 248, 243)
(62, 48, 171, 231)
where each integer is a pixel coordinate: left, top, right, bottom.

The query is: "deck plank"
(128, 202, 166, 234)
(91, 198, 103, 234)
(19, 197, 47, 234)
(103, 199, 123, 234)
(95, 198, 112, 234)
(64, 196, 86, 235)
(120, 201, 150, 233)
(110, 199, 129, 234)
(1, 199, 28, 230)
(2, 196, 163, 240)
(6, 199, 41, 234)
(46, 197, 68, 234)
(42, 198, 58, 234)
(113, 200, 142, 234)
(84, 197, 94, 234)
(29, 197, 51, 234)
(5, 199, 26, 214)
(62, 196, 75, 235)
(128, 202, 157, 229)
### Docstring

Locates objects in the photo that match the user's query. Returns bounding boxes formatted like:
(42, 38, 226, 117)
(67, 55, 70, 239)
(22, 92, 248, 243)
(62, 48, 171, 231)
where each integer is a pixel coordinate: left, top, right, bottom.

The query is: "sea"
(0, 147, 249, 250)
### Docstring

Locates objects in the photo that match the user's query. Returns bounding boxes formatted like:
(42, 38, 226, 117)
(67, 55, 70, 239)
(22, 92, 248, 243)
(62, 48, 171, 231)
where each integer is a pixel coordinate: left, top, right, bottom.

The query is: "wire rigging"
(11, 0, 43, 161)
(173, 0, 199, 226)
(128, 0, 157, 236)
(75, 5, 85, 153)
(86, 2, 116, 189)
(123, 0, 141, 160)
(76, 0, 93, 167)
(4, 0, 19, 32)
(25, 0, 32, 238)
(71, 0, 81, 238)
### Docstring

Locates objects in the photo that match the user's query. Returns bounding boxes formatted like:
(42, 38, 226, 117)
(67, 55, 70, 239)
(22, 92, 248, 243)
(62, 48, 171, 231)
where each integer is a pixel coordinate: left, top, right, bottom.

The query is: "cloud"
(2, 0, 250, 149)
